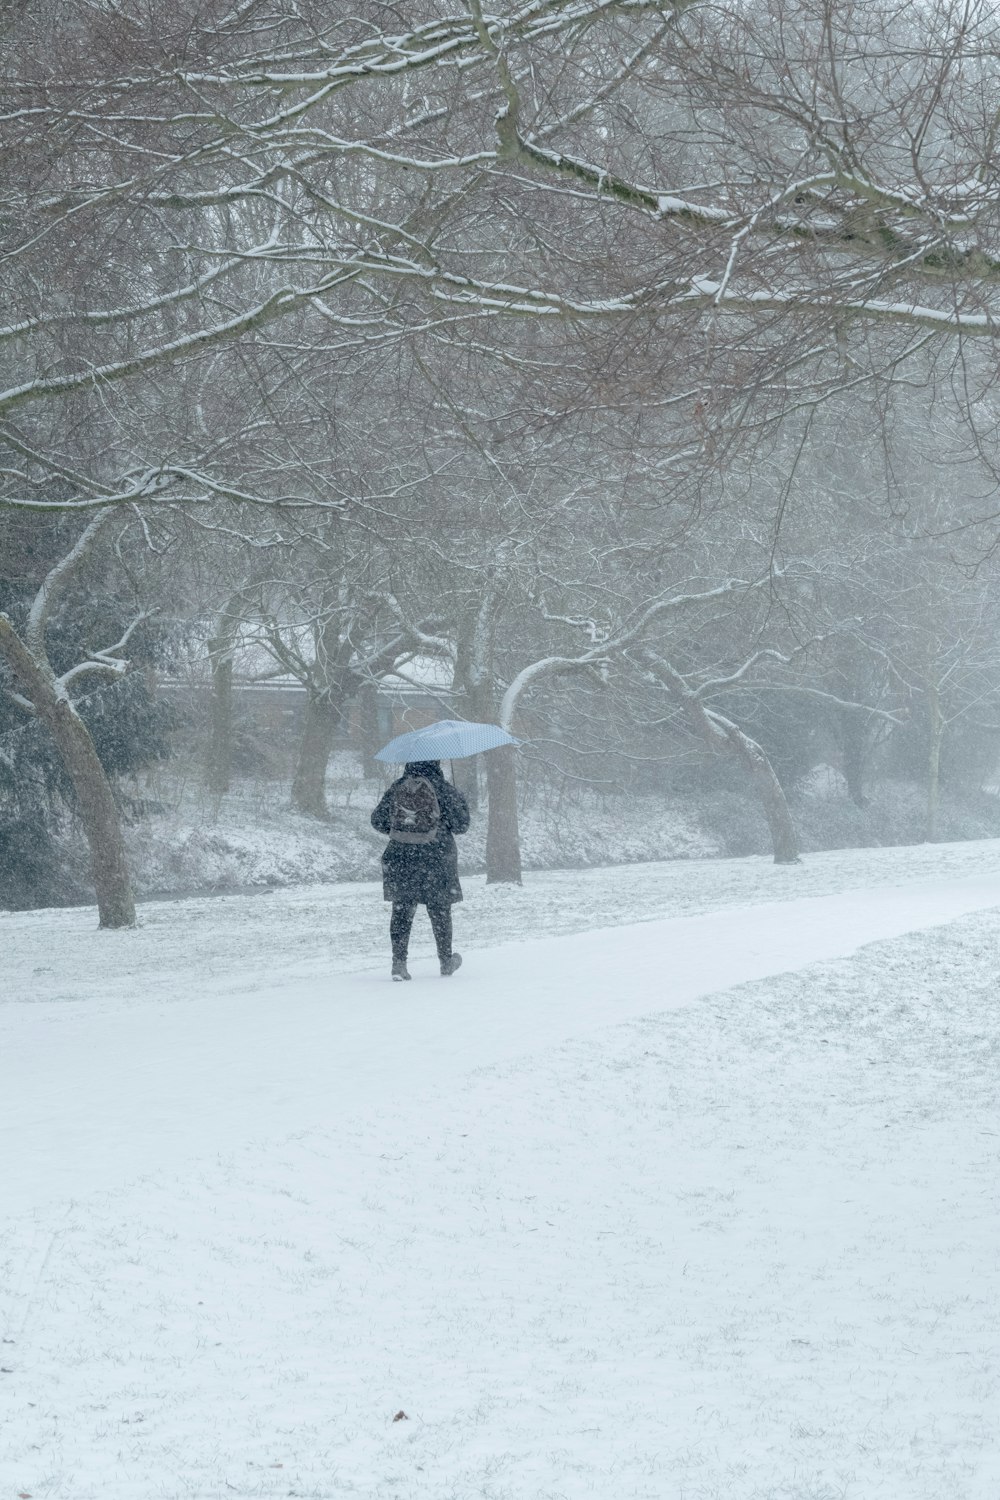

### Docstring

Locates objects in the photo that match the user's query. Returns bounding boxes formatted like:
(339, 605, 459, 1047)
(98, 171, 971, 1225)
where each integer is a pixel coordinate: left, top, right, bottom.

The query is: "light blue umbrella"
(374, 718, 518, 763)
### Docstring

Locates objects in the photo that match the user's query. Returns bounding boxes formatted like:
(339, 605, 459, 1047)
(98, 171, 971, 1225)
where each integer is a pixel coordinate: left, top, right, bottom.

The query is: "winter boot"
(391, 959, 411, 982)
(440, 952, 462, 977)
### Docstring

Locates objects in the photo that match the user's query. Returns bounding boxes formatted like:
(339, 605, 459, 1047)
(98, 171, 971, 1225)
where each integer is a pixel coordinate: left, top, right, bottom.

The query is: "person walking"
(371, 759, 471, 981)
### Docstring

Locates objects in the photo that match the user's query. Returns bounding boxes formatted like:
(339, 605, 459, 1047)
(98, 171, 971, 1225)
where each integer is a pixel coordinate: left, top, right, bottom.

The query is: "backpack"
(388, 775, 441, 844)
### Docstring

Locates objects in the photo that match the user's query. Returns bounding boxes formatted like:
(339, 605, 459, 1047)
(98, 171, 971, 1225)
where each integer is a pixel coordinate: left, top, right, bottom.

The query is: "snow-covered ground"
(4, 841, 1000, 1498)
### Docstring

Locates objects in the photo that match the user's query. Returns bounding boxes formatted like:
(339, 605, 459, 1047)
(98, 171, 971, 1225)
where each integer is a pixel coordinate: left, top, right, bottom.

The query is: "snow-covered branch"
(56, 612, 155, 693)
(25, 509, 116, 661)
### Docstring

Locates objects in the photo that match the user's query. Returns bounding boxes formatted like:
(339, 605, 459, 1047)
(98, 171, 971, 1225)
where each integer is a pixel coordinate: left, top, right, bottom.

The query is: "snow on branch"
(0, 249, 272, 344)
(680, 283, 1000, 334)
(499, 575, 782, 728)
(384, 593, 456, 661)
(56, 611, 154, 692)
(691, 648, 796, 697)
(25, 508, 117, 659)
(750, 683, 908, 724)
(0, 682, 35, 718)
(500, 653, 603, 728)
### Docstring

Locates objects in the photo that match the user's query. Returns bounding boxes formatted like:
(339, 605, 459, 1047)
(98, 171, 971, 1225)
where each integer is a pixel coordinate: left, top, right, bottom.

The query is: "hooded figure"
(371, 760, 471, 980)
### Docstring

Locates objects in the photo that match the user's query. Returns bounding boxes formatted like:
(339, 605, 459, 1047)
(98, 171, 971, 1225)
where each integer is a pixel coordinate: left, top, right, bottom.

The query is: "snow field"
(3, 842, 1000, 1498)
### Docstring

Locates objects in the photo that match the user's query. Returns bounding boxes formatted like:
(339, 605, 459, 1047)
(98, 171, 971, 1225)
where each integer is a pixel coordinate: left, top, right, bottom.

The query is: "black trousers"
(390, 902, 452, 962)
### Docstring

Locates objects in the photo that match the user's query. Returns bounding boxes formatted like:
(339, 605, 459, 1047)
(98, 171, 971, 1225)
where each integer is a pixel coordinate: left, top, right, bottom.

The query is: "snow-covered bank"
(4, 844, 1000, 1499)
(116, 781, 716, 899)
(21, 757, 1000, 911)
(117, 773, 1000, 901)
(10, 836, 1000, 1007)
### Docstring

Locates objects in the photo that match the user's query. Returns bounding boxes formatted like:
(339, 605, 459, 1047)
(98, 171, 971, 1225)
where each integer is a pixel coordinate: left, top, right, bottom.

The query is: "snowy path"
(3, 848, 1000, 1500)
(5, 872, 1000, 1215)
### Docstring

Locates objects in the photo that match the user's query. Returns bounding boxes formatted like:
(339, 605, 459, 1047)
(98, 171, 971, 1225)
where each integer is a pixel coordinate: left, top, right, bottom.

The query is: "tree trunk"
(708, 711, 801, 864)
(456, 587, 523, 883)
(453, 752, 480, 813)
(50, 698, 137, 926)
(0, 619, 136, 927)
(206, 634, 234, 797)
(733, 732, 801, 863)
(840, 710, 869, 808)
(485, 743, 522, 884)
(641, 651, 800, 866)
(357, 681, 380, 780)
(291, 695, 341, 818)
(926, 679, 942, 842)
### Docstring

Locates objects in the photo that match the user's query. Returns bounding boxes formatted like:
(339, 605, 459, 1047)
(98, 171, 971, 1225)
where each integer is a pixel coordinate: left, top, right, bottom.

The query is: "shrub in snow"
(796, 763, 850, 800)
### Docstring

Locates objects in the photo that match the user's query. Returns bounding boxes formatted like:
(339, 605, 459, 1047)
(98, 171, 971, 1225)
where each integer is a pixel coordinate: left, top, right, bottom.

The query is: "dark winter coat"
(371, 761, 471, 906)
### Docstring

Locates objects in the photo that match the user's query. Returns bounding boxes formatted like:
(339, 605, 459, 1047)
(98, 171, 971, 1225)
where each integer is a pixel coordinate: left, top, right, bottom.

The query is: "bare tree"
(6, 0, 1000, 529)
(8, 0, 1000, 914)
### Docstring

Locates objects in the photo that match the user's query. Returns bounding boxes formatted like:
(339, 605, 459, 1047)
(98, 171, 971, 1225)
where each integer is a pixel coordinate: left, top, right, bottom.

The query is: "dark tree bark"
(453, 752, 480, 813)
(485, 743, 522, 884)
(290, 695, 343, 818)
(206, 633, 234, 797)
(0, 617, 136, 927)
(840, 711, 870, 808)
(357, 680, 380, 780)
(464, 674, 520, 882)
(926, 677, 943, 842)
(453, 582, 522, 882)
(714, 715, 801, 864)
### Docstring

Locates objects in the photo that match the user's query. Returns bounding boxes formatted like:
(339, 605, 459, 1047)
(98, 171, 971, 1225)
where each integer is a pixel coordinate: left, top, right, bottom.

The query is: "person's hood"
(403, 760, 443, 779)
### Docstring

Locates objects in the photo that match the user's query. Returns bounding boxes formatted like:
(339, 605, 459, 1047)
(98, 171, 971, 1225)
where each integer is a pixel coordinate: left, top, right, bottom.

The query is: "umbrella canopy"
(374, 719, 517, 764)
